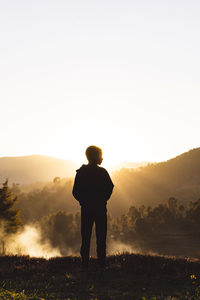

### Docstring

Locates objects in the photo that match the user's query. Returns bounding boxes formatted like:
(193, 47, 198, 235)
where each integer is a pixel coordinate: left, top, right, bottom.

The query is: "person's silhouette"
(72, 145, 114, 268)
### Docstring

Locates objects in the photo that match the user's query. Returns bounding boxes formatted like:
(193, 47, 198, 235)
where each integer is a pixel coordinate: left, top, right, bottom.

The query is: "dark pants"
(81, 207, 107, 266)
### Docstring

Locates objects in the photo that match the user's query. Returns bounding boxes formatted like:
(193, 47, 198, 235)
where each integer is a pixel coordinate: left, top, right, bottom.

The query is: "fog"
(5, 226, 61, 258)
(2, 224, 138, 259)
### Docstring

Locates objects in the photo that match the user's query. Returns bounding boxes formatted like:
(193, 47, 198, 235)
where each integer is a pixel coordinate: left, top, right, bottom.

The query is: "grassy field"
(0, 253, 200, 299)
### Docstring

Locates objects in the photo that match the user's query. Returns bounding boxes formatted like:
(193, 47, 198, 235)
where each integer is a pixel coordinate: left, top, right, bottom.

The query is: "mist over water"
(107, 241, 137, 255)
(2, 221, 200, 259)
(3, 225, 137, 258)
(6, 226, 61, 258)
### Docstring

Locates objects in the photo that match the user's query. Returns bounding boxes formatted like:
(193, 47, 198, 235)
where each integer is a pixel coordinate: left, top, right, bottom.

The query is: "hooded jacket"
(72, 164, 114, 209)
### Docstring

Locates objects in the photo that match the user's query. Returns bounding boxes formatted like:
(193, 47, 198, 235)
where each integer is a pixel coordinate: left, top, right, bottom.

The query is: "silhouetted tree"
(40, 211, 80, 255)
(0, 180, 22, 234)
(0, 180, 22, 253)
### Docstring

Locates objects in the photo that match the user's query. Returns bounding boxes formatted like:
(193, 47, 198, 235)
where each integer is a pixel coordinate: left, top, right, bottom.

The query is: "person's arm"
(72, 173, 81, 203)
(103, 169, 114, 201)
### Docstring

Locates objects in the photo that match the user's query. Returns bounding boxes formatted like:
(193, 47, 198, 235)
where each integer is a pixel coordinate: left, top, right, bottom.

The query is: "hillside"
(0, 155, 78, 185)
(111, 147, 200, 212)
(111, 161, 149, 171)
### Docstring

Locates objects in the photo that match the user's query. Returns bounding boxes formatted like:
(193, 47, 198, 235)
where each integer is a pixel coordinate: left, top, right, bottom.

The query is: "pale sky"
(0, 0, 199, 167)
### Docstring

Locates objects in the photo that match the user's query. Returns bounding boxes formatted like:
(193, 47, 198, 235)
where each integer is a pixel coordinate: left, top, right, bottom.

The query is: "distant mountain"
(1, 148, 200, 212)
(112, 161, 149, 171)
(110, 148, 200, 214)
(0, 154, 149, 186)
(0, 155, 78, 185)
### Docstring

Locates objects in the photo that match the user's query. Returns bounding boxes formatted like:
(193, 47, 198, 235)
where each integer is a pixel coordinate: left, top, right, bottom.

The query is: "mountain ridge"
(0, 154, 78, 185)
(0, 154, 150, 185)
(0, 148, 200, 198)
(110, 147, 200, 214)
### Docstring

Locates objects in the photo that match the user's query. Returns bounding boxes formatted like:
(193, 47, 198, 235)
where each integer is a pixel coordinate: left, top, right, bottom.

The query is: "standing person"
(72, 145, 114, 268)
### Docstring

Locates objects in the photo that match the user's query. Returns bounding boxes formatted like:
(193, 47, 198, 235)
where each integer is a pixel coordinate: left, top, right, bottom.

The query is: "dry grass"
(0, 253, 200, 299)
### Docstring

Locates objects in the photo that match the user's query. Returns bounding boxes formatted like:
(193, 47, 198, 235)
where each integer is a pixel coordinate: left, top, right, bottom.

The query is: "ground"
(0, 254, 200, 299)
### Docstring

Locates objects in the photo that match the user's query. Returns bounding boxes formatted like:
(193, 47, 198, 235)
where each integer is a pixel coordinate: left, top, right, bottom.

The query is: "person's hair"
(85, 145, 102, 163)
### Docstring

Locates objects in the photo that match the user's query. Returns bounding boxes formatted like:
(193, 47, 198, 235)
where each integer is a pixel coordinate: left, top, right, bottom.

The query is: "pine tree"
(0, 180, 22, 235)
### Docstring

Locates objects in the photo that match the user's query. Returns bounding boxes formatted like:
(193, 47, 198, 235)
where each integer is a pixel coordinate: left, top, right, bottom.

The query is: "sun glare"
(60, 139, 135, 170)
(49, 126, 139, 169)
(60, 144, 124, 169)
